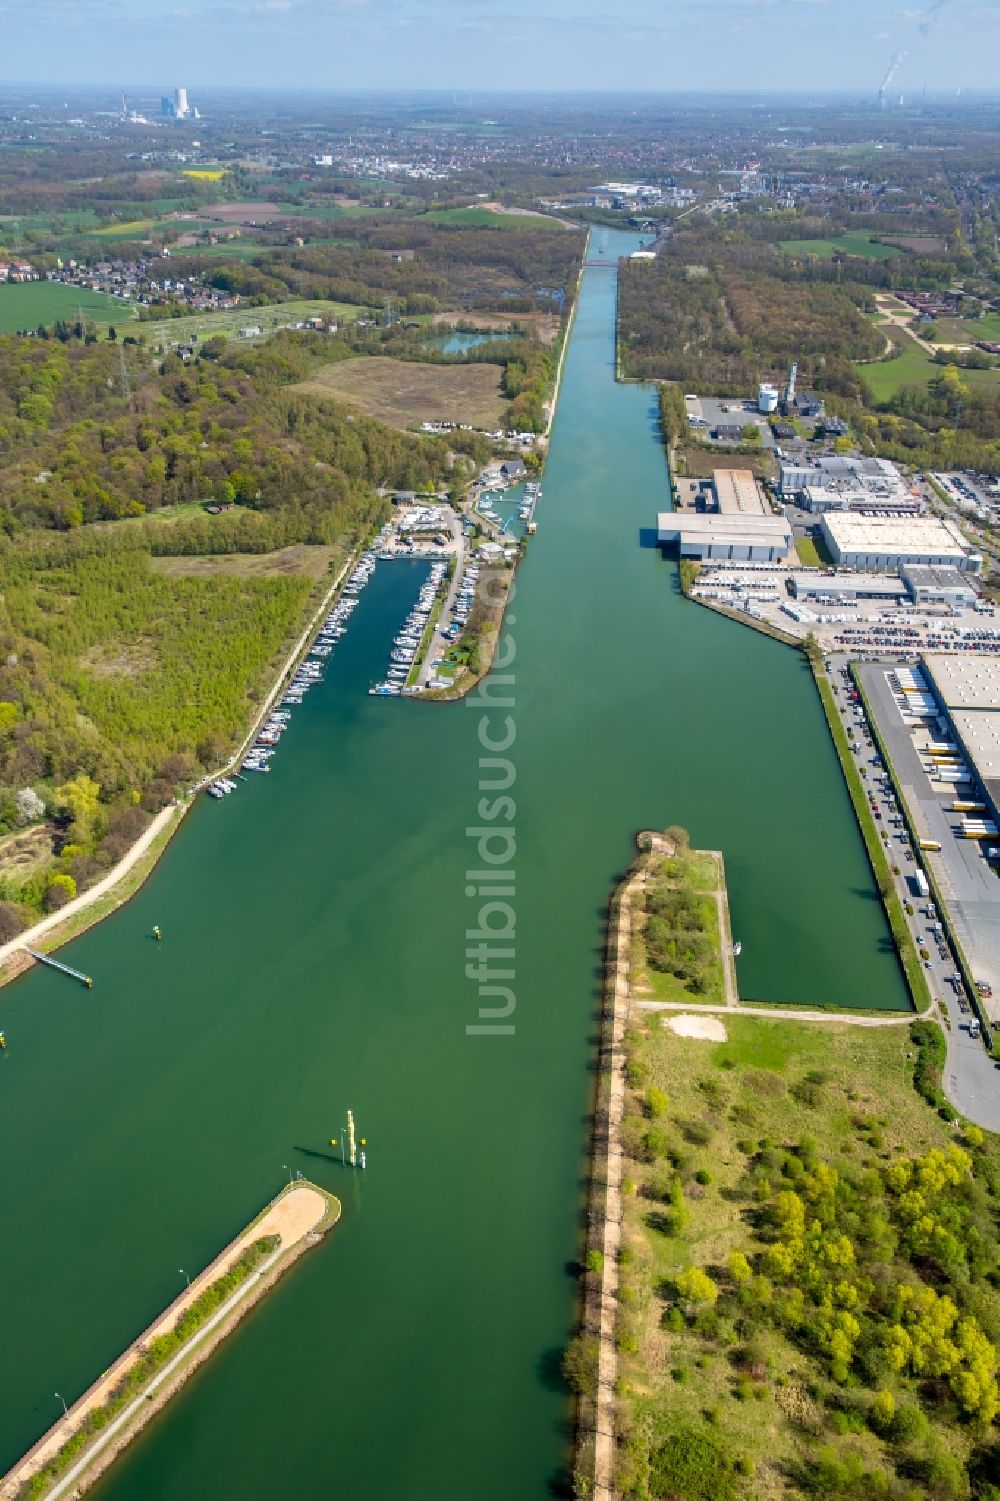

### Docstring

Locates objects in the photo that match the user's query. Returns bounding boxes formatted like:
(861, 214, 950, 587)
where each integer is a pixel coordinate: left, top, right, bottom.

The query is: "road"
(417, 512, 468, 689)
(827, 654, 1000, 1130)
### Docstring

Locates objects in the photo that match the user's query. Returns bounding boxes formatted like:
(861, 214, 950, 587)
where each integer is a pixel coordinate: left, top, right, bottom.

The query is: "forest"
(617, 251, 884, 395)
(0, 324, 486, 937)
(0, 328, 489, 533)
(148, 219, 585, 317)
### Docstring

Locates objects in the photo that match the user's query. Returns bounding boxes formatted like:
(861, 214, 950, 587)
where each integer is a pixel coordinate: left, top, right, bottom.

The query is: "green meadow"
(0, 282, 132, 333)
(781, 234, 902, 261)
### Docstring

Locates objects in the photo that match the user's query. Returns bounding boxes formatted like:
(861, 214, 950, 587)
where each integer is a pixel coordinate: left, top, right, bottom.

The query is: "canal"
(0, 230, 907, 1499)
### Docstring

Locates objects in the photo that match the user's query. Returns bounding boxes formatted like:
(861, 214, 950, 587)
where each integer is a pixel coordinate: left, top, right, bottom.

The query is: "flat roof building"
(821, 513, 975, 572)
(713, 468, 767, 516)
(901, 565, 978, 607)
(780, 456, 918, 514)
(657, 512, 793, 562)
(922, 654, 1000, 712)
(921, 654, 1000, 822)
(790, 570, 907, 603)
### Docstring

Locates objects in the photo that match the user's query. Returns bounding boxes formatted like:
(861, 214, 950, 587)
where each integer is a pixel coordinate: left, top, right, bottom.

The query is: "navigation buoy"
(0, 1031, 7, 1051)
(153, 925, 162, 942)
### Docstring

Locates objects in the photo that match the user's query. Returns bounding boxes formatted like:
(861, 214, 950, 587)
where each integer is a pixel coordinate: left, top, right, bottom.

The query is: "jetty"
(0, 1180, 340, 1501)
(25, 949, 93, 988)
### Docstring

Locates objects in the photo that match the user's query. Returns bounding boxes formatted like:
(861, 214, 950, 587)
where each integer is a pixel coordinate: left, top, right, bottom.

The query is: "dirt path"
(1, 1185, 332, 1501)
(634, 999, 915, 1026)
(0, 802, 177, 979)
(875, 295, 937, 356)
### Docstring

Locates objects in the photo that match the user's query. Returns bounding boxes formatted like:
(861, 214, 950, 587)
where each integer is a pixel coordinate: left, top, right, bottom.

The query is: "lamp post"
(179, 1268, 190, 1289)
(55, 1392, 67, 1417)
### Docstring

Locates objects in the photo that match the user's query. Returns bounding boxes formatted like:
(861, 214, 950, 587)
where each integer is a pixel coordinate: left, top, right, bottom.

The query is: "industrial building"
(790, 571, 908, 604)
(922, 654, 1000, 824)
(161, 86, 197, 120)
(780, 455, 917, 514)
(657, 511, 793, 561)
(820, 513, 976, 572)
(900, 565, 978, 608)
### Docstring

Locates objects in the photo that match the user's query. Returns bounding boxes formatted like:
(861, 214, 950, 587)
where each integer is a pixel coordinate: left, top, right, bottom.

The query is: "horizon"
(0, 0, 995, 95)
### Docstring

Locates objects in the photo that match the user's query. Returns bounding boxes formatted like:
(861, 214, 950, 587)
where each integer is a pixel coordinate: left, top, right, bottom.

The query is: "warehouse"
(789, 570, 907, 603)
(820, 514, 976, 571)
(921, 654, 1000, 825)
(657, 512, 793, 562)
(922, 655, 1000, 713)
(901, 565, 978, 607)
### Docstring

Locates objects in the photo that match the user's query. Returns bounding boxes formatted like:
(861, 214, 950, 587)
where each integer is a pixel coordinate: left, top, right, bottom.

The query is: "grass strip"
(24, 1236, 280, 1498)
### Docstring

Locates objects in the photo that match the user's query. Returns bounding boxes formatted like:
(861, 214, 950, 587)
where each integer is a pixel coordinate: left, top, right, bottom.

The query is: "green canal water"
(0, 230, 907, 1499)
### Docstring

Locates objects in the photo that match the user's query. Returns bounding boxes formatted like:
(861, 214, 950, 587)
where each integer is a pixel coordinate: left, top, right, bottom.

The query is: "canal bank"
(0, 230, 906, 1501)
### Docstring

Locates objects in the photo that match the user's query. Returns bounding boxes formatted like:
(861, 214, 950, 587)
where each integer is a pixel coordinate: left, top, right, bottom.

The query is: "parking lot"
(855, 662, 1000, 1011)
(683, 394, 777, 449)
(690, 562, 999, 656)
(828, 656, 1000, 1127)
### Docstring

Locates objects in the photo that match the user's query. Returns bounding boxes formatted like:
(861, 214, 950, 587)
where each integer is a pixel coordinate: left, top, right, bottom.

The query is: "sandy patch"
(663, 1013, 727, 1042)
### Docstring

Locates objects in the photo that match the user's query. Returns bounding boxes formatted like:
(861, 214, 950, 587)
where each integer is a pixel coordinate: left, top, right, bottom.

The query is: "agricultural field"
(0, 281, 133, 332)
(611, 1012, 1000, 1500)
(273, 200, 389, 221)
(420, 206, 567, 230)
(292, 355, 507, 429)
(780, 234, 902, 261)
(880, 235, 949, 255)
(90, 218, 159, 238)
(140, 298, 372, 349)
(150, 542, 344, 581)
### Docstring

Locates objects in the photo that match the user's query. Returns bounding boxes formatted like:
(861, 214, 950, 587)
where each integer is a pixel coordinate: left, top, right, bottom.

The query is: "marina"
(370, 560, 448, 696)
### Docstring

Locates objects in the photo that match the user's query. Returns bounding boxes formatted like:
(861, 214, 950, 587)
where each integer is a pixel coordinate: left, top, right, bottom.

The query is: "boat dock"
(26, 950, 93, 988)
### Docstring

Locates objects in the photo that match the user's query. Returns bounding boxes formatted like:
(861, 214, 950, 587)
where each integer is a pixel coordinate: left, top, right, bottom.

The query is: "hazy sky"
(1, 0, 998, 93)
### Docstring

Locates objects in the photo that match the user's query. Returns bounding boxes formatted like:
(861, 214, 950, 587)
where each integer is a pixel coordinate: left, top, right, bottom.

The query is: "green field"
(610, 1012, 999, 1500)
(421, 207, 565, 230)
(141, 298, 373, 349)
(0, 282, 133, 332)
(275, 200, 390, 221)
(858, 328, 1000, 400)
(933, 311, 1000, 345)
(0, 209, 101, 235)
(780, 234, 902, 261)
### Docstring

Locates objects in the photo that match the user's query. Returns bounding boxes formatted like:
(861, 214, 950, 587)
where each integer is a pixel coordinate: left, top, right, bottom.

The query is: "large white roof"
(923, 653, 1000, 711)
(823, 513, 967, 556)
